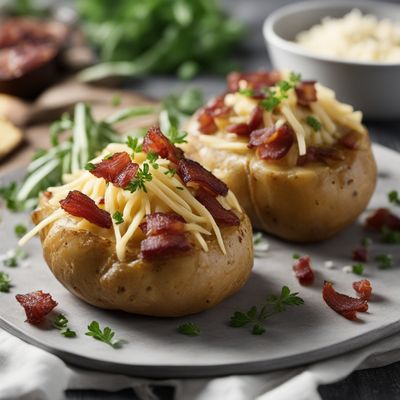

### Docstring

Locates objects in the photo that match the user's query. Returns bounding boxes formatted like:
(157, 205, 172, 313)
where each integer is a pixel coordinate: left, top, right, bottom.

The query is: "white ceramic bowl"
(263, 0, 400, 120)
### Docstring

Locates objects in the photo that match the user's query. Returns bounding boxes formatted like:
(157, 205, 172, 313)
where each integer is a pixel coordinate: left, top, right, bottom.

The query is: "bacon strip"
(295, 81, 317, 106)
(113, 163, 139, 188)
(352, 247, 368, 262)
(297, 146, 343, 166)
(197, 96, 232, 134)
(365, 208, 400, 231)
(178, 158, 228, 196)
(293, 256, 315, 285)
(142, 126, 184, 164)
(90, 152, 131, 183)
(249, 124, 294, 160)
(339, 131, 359, 150)
(196, 188, 239, 226)
(226, 105, 263, 136)
(227, 71, 281, 92)
(140, 233, 191, 260)
(140, 212, 185, 236)
(60, 190, 112, 229)
(16, 291, 58, 324)
(322, 281, 368, 320)
(353, 280, 372, 301)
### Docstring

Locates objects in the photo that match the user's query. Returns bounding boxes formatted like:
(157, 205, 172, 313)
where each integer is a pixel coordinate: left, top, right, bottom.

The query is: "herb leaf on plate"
(85, 321, 124, 348)
(177, 322, 200, 336)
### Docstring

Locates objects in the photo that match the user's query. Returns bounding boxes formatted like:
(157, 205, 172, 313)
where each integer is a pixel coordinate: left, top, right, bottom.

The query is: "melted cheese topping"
(19, 143, 242, 261)
(189, 78, 367, 157)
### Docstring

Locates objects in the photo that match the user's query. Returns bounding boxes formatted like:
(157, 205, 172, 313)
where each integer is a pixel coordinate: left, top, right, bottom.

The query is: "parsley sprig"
(126, 163, 152, 193)
(53, 314, 77, 338)
(261, 72, 301, 112)
(352, 263, 364, 275)
(306, 116, 321, 132)
(177, 322, 201, 336)
(388, 190, 400, 206)
(164, 168, 176, 177)
(166, 126, 188, 144)
(3, 247, 27, 268)
(14, 224, 27, 238)
(0, 272, 12, 292)
(112, 211, 124, 225)
(85, 321, 124, 348)
(146, 151, 159, 169)
(126, 136, 143, 155)
(229, 286, 304, 335)
(376, 254, 393, 269)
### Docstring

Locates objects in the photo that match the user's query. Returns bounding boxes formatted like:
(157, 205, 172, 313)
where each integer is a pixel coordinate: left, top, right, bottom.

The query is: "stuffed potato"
(20, 127, 253, 317)
(184, 71, 377, 242)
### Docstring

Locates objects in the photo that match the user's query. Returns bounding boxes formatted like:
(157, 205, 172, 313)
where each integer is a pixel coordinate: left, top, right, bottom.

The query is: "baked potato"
(20, 127, 253, 317)
(183, 71, 377, 242)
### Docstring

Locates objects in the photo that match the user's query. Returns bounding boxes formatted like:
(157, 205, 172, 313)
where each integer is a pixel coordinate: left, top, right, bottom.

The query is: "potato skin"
(184, 130, 377, 242)
(32, 200, 253, 317)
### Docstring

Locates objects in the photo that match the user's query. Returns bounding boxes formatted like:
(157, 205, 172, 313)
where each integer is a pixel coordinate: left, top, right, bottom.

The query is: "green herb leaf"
(361, 237, 372, 248)
(14, 224, 27, 238)
(177, 322, 200, 336)
(112, 211, 124, 225)
(85, 321, 124, 348)
(3, 247, 27, 268)
(388, 190, 400, 206)
(292, 253, 301, 260)
(126, 136, 143, 154)
(0, 272, 12, 292)
(352, 263, 364, 275)
(53, 314, 77, 338)
(376, 254, 393, 269)
(167, 126, 188, 144)
(164, 168, 176, 177)
(306, 116, 321, 132)
(238, 88, 255, 97)
(146, 151, 159, 169)
(381, 226, 400, 244)
(126, 163, 152, 193)
(229, 286, 304, 335)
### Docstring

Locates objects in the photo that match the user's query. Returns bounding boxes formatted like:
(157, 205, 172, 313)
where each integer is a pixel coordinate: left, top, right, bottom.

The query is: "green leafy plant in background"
(76, 0, 245, 81)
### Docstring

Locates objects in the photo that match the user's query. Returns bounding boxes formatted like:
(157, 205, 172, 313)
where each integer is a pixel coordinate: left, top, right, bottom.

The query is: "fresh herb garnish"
(111, 94, 121, 107)
(164, 168, 176, 177)
(112, 211, 124, 225)
(352, 263, 364, 275)
(166, 126, 188, 144)
(85, 163, 95, 171)
(126, 163, 152, 193)
(238, 88, 255, 97)
(381, 226, 400, 244)
(3, 247, 27, 268)
(0, 272, 12, 293)
(229, 286, 304, 335)
(126, 136, 143, 154)
(85, 321, 124, 348)
(146, 151, 159, 169)
(388, 190, 400, 206)
(261, 72, 301, 112)
(177, 322, 200, 336)
(376, 254, 393, 269)
(361, 237, 372, 248)
(292, 253, 301, 260)
(53, 314, 77, 338)
(14, 224, 27, 238)
(306, 116, 321, 132)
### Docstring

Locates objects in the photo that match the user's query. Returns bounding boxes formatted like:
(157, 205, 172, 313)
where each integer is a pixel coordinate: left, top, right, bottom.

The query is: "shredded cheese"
(18, 144, 242, 261)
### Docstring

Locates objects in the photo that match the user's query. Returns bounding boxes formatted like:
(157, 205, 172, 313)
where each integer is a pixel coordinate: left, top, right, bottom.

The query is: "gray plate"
(0, 144, 399, 378)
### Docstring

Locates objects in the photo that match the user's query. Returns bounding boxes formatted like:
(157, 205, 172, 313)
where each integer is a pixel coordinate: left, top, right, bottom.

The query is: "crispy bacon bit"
(140, 212, 185, 236)
(353, 279, 372, 301)
(339, 131, 359, 150)
(43, 190, 52, 199)
(322, 281, 368, 320)
(178, 158, 228, 196)
(90, 152, 131, 182)
(297, 147, 343, 166)
(99, 198, 105, 205)
(227, 71, 281, 92)
(293, 256, 315, 285)
(226, 123, 251, 136)
(248, 124, 294, 160)
(295, 81, 317, 106)
(140, 233, 191, 260)
(197, 96, 232, 135)
(365, 208, 400, 231)
(113, 163, 139, 188)
(198, 110, 218, 134)
(60, 190, 112, 229)
(16, 290, 57, 324)
(143, 126, 183, 164)
(196, 188, 239, 226)
(352, 247, 368, 262)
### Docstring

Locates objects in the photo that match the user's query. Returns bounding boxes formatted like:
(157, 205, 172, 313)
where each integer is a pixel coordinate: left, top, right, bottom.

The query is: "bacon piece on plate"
(322, 281, 368, 320)
(293, 256, 315, 285)
(295, 81, 317, 106)
(352, 247, 368, 262)
(249, 124, 294, 160)
(113, 163, 139, 189)
(226, 105, 264, 136)
(364, 208, 400, 231)
(339, 131, 359, 150)
(142, 126, 183, 164)
(353, 279, 372, 301)
(297, 147, 343, 166)
(227, 71, 281, 92)
(140, 212, 185, 236)
(196, 188, 239, 226)
(90, 152, 131, 183)
(60, 190, 112, 229)
(178, 158, 228, 196)
(140, 233, 191, 260)
(16, 290, 58, 324)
